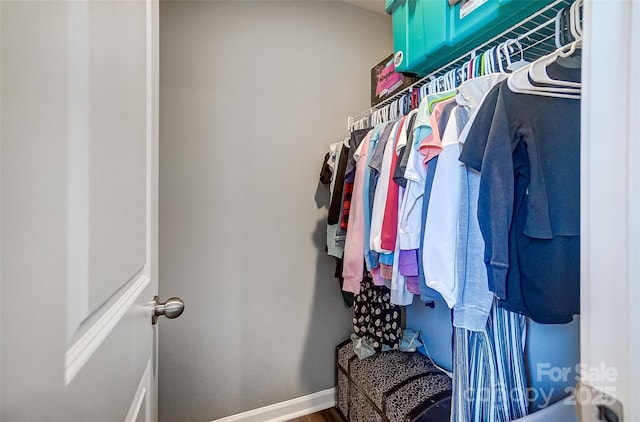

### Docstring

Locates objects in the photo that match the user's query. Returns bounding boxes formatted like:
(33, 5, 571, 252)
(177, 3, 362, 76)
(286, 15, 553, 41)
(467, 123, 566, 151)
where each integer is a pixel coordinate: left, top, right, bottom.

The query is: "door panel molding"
(126, 358, 152, 422)
(65, 272, 150, 385)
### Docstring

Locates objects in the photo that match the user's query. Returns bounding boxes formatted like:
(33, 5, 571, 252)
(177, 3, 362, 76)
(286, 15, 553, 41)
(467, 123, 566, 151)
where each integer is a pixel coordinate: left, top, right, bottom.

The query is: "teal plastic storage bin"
(387, 0, 555, 76)
(386, 0, 448, 75)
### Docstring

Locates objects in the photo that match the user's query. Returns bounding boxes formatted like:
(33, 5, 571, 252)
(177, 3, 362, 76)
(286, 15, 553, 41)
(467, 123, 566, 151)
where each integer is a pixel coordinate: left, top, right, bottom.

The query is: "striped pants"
(451, 302, 528, 422)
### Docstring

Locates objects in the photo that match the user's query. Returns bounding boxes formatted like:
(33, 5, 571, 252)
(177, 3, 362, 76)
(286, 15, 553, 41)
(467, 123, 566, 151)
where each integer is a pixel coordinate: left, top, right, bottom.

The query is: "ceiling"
(341, 0, 388, 16)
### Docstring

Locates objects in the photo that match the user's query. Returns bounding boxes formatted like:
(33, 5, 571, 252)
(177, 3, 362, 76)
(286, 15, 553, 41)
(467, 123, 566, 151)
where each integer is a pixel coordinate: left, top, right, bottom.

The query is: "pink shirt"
(417, 99, 455, 164)
(342, 131, 373, 294)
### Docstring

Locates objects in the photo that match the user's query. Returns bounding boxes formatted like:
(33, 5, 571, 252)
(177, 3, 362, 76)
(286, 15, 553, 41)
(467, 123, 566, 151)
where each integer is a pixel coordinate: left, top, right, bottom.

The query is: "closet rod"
(347, 0, 573, 129)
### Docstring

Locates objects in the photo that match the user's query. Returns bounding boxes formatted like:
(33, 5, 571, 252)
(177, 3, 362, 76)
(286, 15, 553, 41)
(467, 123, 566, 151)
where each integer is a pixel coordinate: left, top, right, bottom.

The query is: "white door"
(579, 1, 640, 421)
(1, 1, 168, 421)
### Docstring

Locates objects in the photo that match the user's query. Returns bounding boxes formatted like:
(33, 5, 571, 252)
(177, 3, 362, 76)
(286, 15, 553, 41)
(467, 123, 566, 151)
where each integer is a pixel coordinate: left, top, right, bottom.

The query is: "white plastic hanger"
(504, 39, 529, 71)
(495, 42, 505, 73)
(450, 68, 459, 88)
(569, 0, 581, 41)
(373, 111, 379, 127)
(507, 40, 581, 98)
(554, 7, 565, 48)
(444, 70, 454, 90)
(437, 75, 446, 92)
(571, 0, 583, 39)
(484, 47, 495, 75)
(419, 84, 427, 102)
(526, 39, 581, 88)
(428, 77, 437, 95)
(457, 66, 467, 85)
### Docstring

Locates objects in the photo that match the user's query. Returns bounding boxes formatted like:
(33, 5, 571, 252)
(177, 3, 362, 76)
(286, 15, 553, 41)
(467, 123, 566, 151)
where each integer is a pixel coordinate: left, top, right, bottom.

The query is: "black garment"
(319, 152, 332, 185)
(328, 144, 349, 224)
(393, 112, 418, 188)
(329, 128, 371, 225)
(459, 63, 581, 324)
(345, 128, 371, 176)
(353, 276, 402, 352)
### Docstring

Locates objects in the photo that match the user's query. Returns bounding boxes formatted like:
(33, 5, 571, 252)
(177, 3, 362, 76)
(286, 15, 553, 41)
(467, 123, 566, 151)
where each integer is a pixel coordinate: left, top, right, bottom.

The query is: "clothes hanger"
(569, 0, 580, 41)
(505, 39, 529, 71)
(373, 109, 381, 126)
(571, 0, 583, 39)
(483, 48, 491, 75)
(451, 68, 459, 88)
(507, 39, 581, 98)
(408, 89, 417, 111)
(562, 6, 574, 45)
(489, 46, 499, 74)
(467, 56, 474, 80)
(554, 7, 566, 48)
(476, 53, 484, 76)
(527, 38, 582, 88)
(419, 83, 427, 101)
(509, 37, 582, 89)
(485, 49, 493, 75)
(495, 42, 507, 73)
(471, 54, 479, 78)
(507, 75, 581, 98)
(428, 77, 437, 95)
(457, 66, 466, 85)
(438, 75, 446, 92)
(443, 72, 452, 90)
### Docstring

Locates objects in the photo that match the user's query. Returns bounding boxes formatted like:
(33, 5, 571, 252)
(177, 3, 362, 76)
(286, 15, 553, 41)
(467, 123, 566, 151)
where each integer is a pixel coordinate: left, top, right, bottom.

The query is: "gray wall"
(158, 2, 391, 420)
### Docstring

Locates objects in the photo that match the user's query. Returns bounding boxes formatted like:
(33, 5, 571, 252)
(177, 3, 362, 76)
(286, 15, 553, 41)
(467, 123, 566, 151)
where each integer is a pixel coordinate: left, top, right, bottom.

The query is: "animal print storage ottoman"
(335, 339, 452, 422)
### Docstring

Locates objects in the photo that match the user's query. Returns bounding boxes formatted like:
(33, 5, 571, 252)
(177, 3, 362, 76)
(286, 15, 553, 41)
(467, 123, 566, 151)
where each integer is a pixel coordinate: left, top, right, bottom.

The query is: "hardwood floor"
(286, 407, 344, 422)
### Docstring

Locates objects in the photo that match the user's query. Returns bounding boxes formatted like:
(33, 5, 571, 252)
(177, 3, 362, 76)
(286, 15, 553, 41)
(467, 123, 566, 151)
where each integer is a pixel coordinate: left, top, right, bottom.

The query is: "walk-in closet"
(0, 1, 637, 421)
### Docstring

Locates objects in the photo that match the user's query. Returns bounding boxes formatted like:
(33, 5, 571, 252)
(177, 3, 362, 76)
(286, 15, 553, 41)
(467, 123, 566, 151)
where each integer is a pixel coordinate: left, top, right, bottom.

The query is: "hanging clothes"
(343, 130, 374, 294)
(322, 20, 582, 422)
(459, 62, 581, 324)
(352, 275, 402, 353)
(367, 120, 398, 285)
(326, 141, 346, 260)
(328, 142, 350, 225)
(451, 302, 529, 422)
(415, 94, 456, 303)
(446, 73, 530, 422)
(454, 73, 509, 331)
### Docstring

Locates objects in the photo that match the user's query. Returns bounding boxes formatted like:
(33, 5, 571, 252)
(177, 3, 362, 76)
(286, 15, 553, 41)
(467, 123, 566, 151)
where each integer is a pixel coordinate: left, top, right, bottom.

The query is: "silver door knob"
(152, 296, 185, 324)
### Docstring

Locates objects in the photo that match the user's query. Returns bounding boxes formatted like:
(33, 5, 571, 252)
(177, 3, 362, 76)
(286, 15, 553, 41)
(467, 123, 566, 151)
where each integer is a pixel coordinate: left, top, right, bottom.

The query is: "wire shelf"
(348, 0, 574, 129)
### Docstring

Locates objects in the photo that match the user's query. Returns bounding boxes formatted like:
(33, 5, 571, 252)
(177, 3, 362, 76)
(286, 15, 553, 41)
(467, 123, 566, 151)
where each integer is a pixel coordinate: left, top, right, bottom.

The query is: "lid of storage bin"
(385, 0, 401, 14)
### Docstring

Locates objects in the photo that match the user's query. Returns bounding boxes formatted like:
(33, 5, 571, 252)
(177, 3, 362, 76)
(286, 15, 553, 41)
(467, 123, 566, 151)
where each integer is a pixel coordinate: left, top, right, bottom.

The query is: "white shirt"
(422, 110, 461, 308)
(370, 121, 400, 254)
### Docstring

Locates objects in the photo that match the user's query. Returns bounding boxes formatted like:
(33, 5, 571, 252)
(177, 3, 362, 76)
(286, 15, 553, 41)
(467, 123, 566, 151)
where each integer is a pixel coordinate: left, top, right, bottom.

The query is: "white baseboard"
(211, 388, 336, 422)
